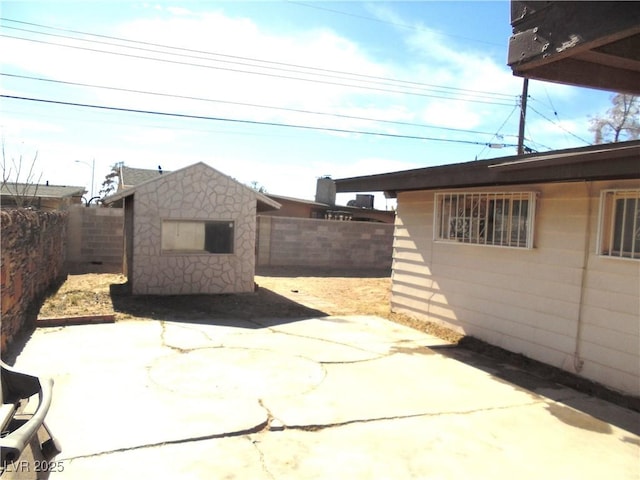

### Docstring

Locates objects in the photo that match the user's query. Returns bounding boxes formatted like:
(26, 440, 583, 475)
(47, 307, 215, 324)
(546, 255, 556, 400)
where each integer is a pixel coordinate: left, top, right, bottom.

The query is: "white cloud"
(0, 10, 440, 137)
(0, 115, 64, 136)
(0, 4, 605, 201)
(420, 101, 481, 129)
(165, 6, 193, 17)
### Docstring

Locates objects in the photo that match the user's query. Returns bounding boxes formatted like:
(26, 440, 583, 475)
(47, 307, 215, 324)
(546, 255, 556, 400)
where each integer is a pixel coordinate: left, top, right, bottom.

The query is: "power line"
(522, 138, 554, 152)
(2, 33, 518, 107)
(1, 72, 520, 139)
(475, 105, 519, 159)
(286, 1, 504, 48)
(0, 94, 520, 148)
(528, 104, 592, 145)
(0, 17, 517, 103)
(2, 24, 514, 102)
(2, 107, 296, 138)
(532, 91, 573, 146)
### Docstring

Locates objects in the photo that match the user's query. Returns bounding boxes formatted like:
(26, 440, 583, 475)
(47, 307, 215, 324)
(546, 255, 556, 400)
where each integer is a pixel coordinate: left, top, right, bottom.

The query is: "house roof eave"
(0, 184, 87, 199)
(335, 140, 640, 194)
(507, 1, 640, 94)
(256, 193, 281, 211)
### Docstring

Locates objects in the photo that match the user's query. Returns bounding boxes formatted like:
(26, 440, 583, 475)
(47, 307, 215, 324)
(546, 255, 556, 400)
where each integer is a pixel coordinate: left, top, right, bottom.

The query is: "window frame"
(433, 191, 537, 249)
(161, 219, 235, 255)
(596, 189, 640, 261)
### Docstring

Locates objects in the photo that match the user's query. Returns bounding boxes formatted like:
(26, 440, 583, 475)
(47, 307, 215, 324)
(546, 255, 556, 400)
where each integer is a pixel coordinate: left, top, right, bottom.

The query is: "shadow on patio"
(255, 266, 390, 278)
(429, 341, 640, 436)
(109, 281, 328, 328)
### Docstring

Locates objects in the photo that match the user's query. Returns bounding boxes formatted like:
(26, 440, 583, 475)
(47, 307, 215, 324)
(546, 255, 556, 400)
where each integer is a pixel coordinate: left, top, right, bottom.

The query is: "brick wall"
(1, 209, 67, 358)
(257, 215, 393, 270)
(66, 205, 124, 274)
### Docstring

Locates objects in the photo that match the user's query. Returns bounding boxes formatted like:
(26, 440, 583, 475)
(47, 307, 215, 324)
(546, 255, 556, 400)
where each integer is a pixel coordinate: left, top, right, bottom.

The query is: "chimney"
(355, 194, 374, 209)
(315, 176, 336, 207)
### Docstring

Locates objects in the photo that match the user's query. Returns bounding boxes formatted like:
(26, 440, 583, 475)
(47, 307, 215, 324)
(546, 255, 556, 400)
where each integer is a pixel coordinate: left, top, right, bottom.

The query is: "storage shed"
(103, 162, 279, 295)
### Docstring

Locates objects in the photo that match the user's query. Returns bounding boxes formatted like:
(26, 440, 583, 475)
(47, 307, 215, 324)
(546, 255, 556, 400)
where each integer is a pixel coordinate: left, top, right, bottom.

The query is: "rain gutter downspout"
(573, 181, 593, 373)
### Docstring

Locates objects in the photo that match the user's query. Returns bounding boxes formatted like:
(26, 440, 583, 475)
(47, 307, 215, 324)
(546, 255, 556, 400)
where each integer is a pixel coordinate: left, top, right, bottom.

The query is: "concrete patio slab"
(6, 315, 639, 479)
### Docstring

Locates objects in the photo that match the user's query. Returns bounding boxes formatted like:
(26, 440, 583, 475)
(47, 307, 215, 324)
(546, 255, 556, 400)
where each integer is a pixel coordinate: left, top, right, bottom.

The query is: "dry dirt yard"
(37, 267, 462, 343)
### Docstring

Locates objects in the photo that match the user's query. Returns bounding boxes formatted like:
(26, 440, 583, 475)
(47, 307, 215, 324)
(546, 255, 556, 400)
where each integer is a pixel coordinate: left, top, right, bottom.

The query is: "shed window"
(162, 220, 234, 254)
(434, 192, 536, 248)
(598, 190, 640, 260)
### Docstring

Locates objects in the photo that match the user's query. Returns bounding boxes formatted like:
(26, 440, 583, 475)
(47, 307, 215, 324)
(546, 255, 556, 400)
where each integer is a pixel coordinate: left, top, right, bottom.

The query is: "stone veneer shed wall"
(120, 163, 261, 295)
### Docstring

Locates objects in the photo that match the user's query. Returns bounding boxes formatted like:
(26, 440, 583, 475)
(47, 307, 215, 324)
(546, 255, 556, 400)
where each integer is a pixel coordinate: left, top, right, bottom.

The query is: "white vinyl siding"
(392, 181, 639, 395)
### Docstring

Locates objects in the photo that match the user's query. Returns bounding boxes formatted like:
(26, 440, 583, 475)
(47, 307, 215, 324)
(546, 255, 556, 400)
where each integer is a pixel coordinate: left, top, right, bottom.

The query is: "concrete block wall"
(257, 215, 393, 270)
(66, 205, 124, 274)
(1, 209, 67, 357)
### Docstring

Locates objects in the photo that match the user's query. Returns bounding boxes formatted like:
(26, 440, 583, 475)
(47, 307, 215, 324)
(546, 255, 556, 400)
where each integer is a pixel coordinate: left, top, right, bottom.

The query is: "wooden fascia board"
(508, 2, 640, 69)
(511, 56, 640, 94)
(336, 158, 639, 194)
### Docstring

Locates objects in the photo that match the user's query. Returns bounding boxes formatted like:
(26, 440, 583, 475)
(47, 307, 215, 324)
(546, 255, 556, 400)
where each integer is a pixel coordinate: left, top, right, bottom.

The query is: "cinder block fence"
(66, 205, 124, 274)
(256, 215, 393, 270)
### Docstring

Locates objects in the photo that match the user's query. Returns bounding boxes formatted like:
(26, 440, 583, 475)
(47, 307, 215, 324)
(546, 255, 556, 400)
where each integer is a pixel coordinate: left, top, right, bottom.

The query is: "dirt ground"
(36, 268, 638, 412)
(37, 268, 463, 343)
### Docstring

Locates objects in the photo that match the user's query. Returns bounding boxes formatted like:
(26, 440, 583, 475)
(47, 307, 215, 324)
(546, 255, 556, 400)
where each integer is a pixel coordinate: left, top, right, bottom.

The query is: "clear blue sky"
(0, 1, 614, 207)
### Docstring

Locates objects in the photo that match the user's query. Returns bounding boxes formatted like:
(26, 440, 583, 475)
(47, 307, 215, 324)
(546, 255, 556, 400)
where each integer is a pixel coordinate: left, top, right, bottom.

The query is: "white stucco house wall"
(335, 141, 640, 396)
(103, 162, 279, 295)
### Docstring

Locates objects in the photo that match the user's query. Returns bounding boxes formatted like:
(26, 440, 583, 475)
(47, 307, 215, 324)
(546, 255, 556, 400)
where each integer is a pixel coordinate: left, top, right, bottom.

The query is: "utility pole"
(517, 78, 529, 155)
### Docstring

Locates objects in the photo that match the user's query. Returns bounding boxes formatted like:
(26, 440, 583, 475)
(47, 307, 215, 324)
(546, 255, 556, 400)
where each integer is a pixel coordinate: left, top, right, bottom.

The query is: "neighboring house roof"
(334, 140, 640, 197)
(507, 1, 640, 94)
(104, 162, 280, 211)
(265, 192, 394, 221)
(119, 166, 169, 189)
(266, 193, 328, 208)
(0, 183, 86, 199)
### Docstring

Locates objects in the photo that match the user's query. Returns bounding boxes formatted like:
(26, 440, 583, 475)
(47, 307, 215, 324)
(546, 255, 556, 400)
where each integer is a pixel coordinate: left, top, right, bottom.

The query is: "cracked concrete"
(8, 315, 640, 479)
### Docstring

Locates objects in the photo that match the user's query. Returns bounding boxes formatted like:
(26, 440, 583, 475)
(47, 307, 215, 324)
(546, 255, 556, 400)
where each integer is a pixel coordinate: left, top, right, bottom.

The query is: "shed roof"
(266, 193, 328, 208)
(0, 183, 86, 199)
(104, 162, 280, 211)
(334, 140, 640, 197)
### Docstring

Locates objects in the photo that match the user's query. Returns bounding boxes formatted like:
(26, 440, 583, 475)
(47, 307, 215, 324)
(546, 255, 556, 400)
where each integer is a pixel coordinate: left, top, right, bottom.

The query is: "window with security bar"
(597, 190, 640, 260)
(434, 192, 536, 248)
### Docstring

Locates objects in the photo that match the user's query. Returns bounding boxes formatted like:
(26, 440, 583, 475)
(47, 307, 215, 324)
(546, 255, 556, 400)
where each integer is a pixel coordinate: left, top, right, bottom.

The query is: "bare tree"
(589, 94, 640, 143)
(249, 180, 268, 194)
(99, 161, 124, 199)
(1, 142, 43, 208)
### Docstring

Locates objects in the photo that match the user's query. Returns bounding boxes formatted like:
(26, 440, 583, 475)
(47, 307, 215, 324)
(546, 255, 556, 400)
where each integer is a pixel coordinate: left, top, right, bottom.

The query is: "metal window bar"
(462, 193, 468, 243)
(619, 196, 628, 257)
(599, 190, 640, 259)
(505, 194, 511, 245)
(443, 193, 449, 240)
(476, 196, 483, 243)
(491, 193, 497, 246)
(632, 196, 639, 258)
(435, 192, 534, 248)
(605, 192, 616, 256)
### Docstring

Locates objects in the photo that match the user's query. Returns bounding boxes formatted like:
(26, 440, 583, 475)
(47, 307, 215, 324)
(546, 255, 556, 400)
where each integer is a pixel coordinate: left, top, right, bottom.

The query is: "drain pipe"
(573, 181, 593, 373)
